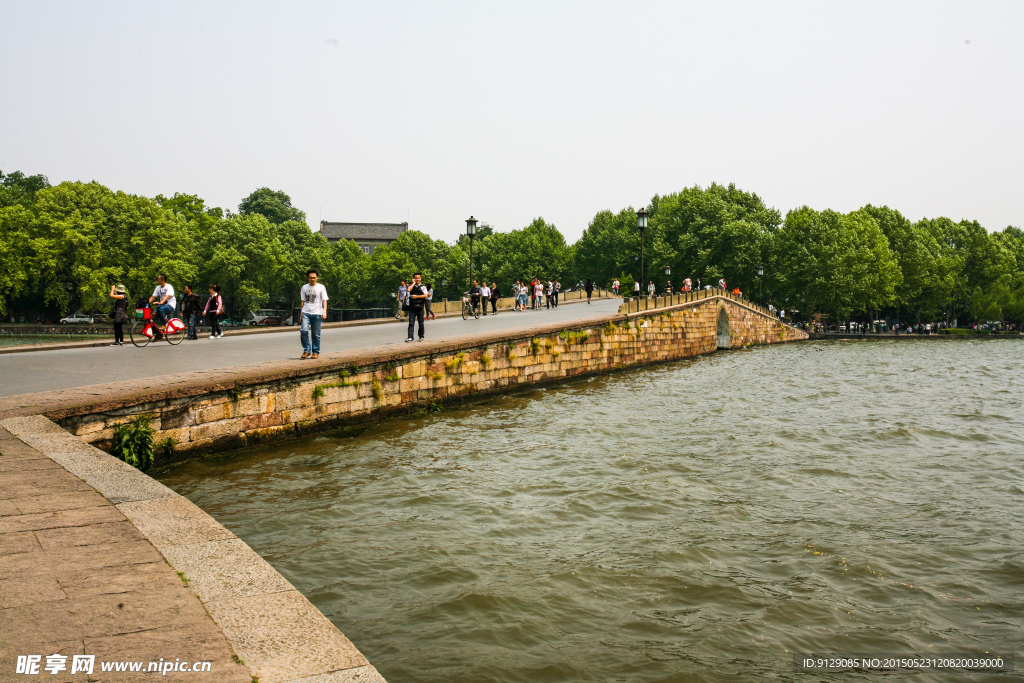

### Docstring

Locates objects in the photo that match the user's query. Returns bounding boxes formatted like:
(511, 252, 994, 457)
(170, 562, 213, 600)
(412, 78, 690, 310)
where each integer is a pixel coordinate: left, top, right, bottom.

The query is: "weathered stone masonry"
(52, 295, 806, 462)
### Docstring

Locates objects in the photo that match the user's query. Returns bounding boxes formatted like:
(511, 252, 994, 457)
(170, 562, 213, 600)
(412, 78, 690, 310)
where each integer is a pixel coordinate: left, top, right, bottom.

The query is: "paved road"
(0, 299, 620, 397)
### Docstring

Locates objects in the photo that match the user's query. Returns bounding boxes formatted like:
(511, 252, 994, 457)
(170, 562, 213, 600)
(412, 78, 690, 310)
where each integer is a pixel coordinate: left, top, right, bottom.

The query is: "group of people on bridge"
(107, 274, 225, 347)
(103, 270, 609, 361)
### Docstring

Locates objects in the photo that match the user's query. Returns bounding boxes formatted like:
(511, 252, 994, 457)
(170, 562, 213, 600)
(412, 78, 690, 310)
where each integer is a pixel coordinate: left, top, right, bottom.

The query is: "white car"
(59, 313, 92, 324)
(247, 309, 282, 326)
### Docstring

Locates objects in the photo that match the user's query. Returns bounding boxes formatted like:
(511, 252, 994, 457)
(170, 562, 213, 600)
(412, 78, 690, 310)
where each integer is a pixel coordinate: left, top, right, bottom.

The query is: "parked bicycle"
(130, 305, 185, 347)
(461, 292, 481, 320)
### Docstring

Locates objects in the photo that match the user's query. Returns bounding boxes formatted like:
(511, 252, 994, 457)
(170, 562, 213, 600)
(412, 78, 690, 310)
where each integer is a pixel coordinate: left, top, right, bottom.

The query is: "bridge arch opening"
(716, 308, 731, 348)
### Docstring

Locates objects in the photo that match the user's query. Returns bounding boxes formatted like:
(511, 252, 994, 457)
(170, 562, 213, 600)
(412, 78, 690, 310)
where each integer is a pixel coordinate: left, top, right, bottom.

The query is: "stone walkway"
(0, 421, 385, 683)
(0, 427, 250, 683)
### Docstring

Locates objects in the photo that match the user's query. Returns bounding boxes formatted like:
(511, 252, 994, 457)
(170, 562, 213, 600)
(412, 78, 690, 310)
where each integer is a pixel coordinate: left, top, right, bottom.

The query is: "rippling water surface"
(159, 340, 1024, 682)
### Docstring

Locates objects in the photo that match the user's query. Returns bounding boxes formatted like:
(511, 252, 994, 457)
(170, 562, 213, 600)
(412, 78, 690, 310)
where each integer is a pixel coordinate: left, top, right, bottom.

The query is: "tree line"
(575, 184, 1024, 325)
(1, 171, 1021, 325)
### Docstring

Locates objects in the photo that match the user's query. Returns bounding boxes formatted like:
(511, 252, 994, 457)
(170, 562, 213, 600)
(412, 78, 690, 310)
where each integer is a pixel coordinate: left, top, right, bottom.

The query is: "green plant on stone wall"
(480, 351, 493, 369)
(384, 370, 400, 382)
(445, 352, 466, 371)
(372, 379, 384, 402)
(427, 371, 444, 381)
(111, 415, 155, 472)
(418, 400, 444, 415)
(313, 377, 360, 399)
(530, 338, 542, 355)
(558, 329, 590, 344)
(229, 382, 243, 401)
(156, 437, 177, 462)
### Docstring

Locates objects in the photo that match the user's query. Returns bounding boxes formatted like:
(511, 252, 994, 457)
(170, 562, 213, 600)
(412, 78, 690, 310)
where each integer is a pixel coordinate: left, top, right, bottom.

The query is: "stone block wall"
(56, 297, 806, 463)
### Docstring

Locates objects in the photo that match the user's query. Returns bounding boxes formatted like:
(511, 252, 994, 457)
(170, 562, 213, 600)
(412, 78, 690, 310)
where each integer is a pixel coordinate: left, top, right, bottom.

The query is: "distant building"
(318, 221, 408, 254)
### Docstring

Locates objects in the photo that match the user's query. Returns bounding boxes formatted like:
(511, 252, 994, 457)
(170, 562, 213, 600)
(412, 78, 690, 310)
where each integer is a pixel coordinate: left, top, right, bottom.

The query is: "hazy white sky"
(2, 1, 1021, 243)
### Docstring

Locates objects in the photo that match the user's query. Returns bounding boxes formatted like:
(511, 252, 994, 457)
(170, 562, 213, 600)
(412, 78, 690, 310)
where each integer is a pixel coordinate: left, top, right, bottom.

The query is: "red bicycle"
(130, 306, 185, 347)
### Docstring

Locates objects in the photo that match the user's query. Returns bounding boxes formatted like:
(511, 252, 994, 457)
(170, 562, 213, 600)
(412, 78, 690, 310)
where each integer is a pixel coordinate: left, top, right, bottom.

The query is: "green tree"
(574, 208, 645, 288)
(0, 170, 51, 209)
(364, 244, 416, 307)
(327, 237, 369, 308)
(0, 204, 32, 317)
(26, 182, 197, 314)
(155, 192, 223, 237)
(475, 218, 572, 286)
(238, 188, 306, 225)
(656, 183, 780, 295)
(201, 214, 284, 316)
(774, 206, 901, 320)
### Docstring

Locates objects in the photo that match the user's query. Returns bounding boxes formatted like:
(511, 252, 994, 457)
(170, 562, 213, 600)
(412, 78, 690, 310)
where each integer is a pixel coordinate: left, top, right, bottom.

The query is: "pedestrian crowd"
(106, 275, 225, 346)
(105, 270, 613, 358)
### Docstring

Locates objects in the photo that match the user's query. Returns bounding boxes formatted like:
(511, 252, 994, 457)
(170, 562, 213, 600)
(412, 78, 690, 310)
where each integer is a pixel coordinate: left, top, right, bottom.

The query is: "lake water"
(158, 339, 1023, 682)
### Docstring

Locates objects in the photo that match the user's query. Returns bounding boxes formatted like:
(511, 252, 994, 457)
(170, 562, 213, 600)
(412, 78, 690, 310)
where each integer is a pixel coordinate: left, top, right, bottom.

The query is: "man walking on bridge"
(406, 273, 428, 342)
(300, 269, 328, 359)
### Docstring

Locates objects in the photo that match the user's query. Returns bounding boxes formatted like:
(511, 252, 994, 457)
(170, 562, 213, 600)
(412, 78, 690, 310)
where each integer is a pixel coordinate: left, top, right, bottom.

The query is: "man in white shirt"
(299, 269, 329, 359)
(479, 282, 491, 316)
(148, 274, 177, 331)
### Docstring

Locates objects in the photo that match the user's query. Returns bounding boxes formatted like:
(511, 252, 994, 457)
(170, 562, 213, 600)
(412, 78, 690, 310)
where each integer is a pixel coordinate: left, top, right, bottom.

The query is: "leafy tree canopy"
(238, 187, 306, 225)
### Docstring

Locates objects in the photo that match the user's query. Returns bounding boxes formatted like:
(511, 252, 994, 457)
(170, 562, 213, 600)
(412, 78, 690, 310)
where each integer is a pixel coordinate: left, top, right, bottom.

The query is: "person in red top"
(732, 287, 742, 298)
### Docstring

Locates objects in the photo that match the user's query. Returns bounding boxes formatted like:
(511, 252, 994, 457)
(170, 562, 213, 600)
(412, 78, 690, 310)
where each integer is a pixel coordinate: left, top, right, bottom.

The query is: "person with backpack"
(204, 284, 224, 339)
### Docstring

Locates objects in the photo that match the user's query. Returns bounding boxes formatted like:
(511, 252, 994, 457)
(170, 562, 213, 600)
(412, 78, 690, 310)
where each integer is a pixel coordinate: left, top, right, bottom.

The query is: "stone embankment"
(0, 417, 386, 683)
(4, 291, 805, 463)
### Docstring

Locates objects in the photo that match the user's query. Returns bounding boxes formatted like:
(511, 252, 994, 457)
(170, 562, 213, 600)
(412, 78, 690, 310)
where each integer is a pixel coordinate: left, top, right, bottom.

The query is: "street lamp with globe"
(636, 209, 649, 296)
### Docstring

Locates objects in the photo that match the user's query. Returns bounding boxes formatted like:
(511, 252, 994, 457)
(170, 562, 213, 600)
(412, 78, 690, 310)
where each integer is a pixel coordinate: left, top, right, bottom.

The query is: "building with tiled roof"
(318, 221, 408, 254)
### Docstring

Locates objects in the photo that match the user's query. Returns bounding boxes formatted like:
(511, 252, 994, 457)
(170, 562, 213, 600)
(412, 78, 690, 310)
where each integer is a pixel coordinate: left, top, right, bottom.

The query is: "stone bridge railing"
(619, 287, 777, 318)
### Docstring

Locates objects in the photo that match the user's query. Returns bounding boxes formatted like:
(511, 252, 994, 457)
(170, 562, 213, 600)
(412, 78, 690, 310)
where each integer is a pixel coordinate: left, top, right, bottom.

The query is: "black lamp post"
(465, 216, 478, 291)
(664, 265, 671, 294)
(636, 209, 649, 297)
(757, 265, 764, 304)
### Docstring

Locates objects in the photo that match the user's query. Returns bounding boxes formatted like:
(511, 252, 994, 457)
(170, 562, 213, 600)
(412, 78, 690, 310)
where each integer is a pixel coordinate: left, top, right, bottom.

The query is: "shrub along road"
(0, 299, 621, 397)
